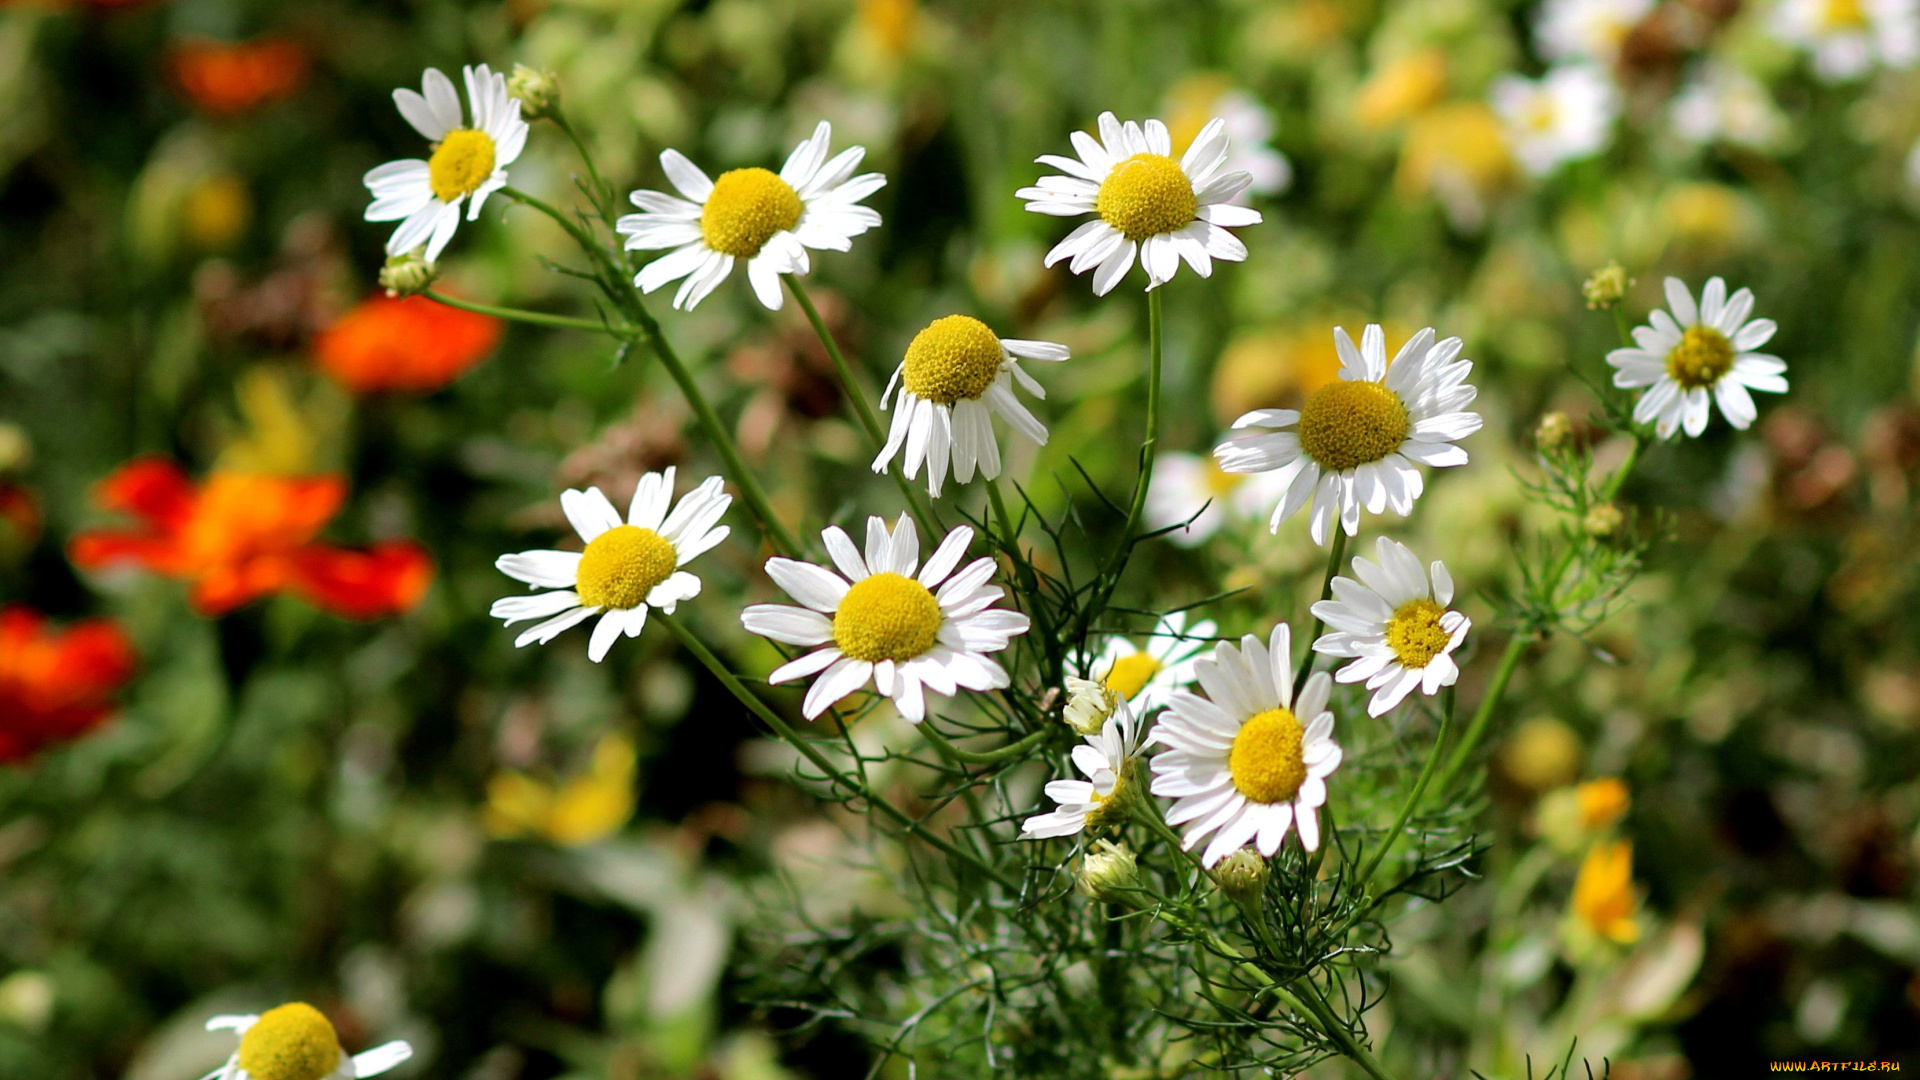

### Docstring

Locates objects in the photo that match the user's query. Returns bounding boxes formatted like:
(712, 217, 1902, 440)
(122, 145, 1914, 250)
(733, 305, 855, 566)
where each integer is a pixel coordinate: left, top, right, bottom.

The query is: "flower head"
(1669, 62, 1789, 151)
(313, 294, 501, 393)
(1772, 0, 1920, 81)
(1021, 698, 1142, 838)
(169, 36, 307, 115)
(1019, 111, 1261, 295)
(0, 607, 136, 763)
(1534, 0, 1655, 64)
(485, 734, 637, 846)
(1570, 840, 1642, 944)
(1076, 611, 1215, 715)
(1163, 76, 1292, 200)
(1311, 537, 1470, 717)
(69, 458, 432, 618)
(617, 122, 884, 311)
(1149, 624, 1343, 866)
(491, 469, 730, 663)
(205, 1003, 411, 1080)
(1606, 276, 1786, 440)
(1145, 450, 1293, 547)
(1213, 325, 1481, 543)
(363, 65, 528, 263)
(872, 315, 1068, 496)
(1490, 65, 1618, 177)
(741, 516, 1030, 722)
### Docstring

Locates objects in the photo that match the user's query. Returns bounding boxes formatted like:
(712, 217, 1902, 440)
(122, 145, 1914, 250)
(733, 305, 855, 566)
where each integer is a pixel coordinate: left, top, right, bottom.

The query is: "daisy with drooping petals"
(491, 469, 730, 663)
(872, 315, 1069, 496)
(1021, 698, 1143, 839)
(1310, 537, 1470, 717)
(1213, 326, 1481, 544)
(1148, 624, 1343, 866)
(1490, 65, 1619, 177)
(616, 121, 885, 312)
(1076, 611, 1216, 715)
(741, 516, 1029, 722)
(1771, 0, 1920, 82)
(205, 1002, 411, 1080)
(1018, 112, 1261, 295)
(1606, 277, 1787, 440)
(363, 66, 528, 264)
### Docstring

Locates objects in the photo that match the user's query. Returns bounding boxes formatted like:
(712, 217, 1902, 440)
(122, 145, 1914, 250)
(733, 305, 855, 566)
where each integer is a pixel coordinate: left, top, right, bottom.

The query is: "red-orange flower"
(68, 458, 433, 618)
(0, 607, 136, 763)
(312, 295, 502, 394)
(169, 36, 308, 116)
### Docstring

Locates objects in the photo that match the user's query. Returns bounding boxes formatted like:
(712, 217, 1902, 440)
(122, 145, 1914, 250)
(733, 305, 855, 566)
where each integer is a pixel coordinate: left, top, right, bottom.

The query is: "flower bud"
(506, 64, 561, 121)
(1535, 411, 1575, 453)
(379, 252, 439, 298)
(1075, 840, 1142, 906)
(1063, 676, 1120, 736)
(1210, 846, 1268, 908)
(1582, 261, 1631, 309)
(1583, 502, 1624, 539)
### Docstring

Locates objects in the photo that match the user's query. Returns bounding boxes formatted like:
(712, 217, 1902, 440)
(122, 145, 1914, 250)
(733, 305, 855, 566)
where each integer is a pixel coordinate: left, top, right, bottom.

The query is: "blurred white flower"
(1772, 0, 1920, 81)
(363, 65, 528, 263)
(1021, 698, 1142, 838)
(1535, 0, 1655, 63)
(1491, 65, 1618, 177)
(1145, 450, 1292, 547)
(1076, 611, 1216, 715)
(1310, 537, 1469, 718)
(617, 121, 885, 311)
(1669, 62, 1790, 150)
(1164, 79, 1292, 202)
(207, 1003, 411, 1080)
(1607, 277, 1788, 440)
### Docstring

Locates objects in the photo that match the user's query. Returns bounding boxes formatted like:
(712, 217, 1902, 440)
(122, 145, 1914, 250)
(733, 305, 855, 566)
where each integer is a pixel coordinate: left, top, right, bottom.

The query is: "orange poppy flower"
(0, 607, 136, 763)
(312, 295, 502, 394)
(169, 36, 308, 115)
(68, 458, 433, 618)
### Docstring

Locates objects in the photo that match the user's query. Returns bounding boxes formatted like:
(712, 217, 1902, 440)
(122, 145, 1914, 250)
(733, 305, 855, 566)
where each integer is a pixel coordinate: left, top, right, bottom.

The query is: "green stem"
(986, 477, 1058, 673)
(551, 112, 618, 227)
(659, 613, 1016, 891)
(1294, 527, 1349, 699)
(502, 186, 606, 259)
(1356, 686, 1452, 884)
(1433, 634, 1528, 795)
(1288, 979, 1397, 1080)
(918, 722, 1052, 766)
(1599, 431, 1646, 501)
(421, 290, 627, 335)
(1097, 288, 1165, 582)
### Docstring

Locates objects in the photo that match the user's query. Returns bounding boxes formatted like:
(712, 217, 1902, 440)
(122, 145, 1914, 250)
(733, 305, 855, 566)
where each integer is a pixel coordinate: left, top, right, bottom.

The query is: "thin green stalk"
(502, 186, 607, 260)
(1294, 527, 1349, 699)
(1433, 634, 1529, 795)
(1356, 687, 1452, 884)
(987, 476, 1058, 672)
(1599, 431, 1646, 501)
(659, 613, 1017, 891)
(1097, 288, 1165, 582)
(919, 722, 1052, 766)
(421, 290, 627, 335)
(551, 112, 619, 227)
(1288, 979, 1397, 1080)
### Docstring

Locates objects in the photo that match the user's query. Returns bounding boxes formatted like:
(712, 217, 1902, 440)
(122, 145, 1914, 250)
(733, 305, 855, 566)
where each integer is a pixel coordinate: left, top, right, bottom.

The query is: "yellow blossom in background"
(1395, 102, 1515, 230)
(1354, 49, 1448, 132)
(182, 172, 251, 251)
(860, 0, 918, 59)
(1660, 182, 1762, 256)
(1571, 840, 1642, 945)
(485, 734, 638, 847)
(215, 368, 348, 477)
(1209, 322, 1360, 426)
(1498, 716, 1584, 794)
(1577, 777, 1630, 830)
(1537, 776, 1631, 852)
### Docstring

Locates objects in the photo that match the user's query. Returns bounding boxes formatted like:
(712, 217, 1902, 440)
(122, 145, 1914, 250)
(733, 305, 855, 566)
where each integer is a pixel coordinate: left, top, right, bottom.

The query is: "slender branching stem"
(421, 290, 626, 335)
(1097, 288, 1165, 583)
(1356, 686, 1453, 884)
(551, 111, 619, 227)
(919, 722, 1053, 766)
(1294, 527, 1350, 699)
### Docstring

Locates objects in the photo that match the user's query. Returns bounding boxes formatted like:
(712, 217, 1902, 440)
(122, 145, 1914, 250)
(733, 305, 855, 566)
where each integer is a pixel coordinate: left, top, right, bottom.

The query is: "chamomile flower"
(1669, 62, 1789, 151)
(1606, 277, 1787, 440)
(1020, 698, 1143, 838)
(1772, 0, 1920, 81)
(616, 121, 885, 312)
(363, 66, 528, 264)
(1018, 112, 1261, 295)
(491, 469, 730, 663)
(1213, 325, 1481, 544)
(741, 516, 1030, 722)
(204, 1003, 411, 1080)
(1145, 450, 1293, 547)
(1535, 0, 1654, 64)
(1078, 611, 1216, 715)
(1490, 65, 1619, 177)
(1310, 537, 1469, 717)
(873, 316, 1069, 496)
(1148, 624, 1342, 866)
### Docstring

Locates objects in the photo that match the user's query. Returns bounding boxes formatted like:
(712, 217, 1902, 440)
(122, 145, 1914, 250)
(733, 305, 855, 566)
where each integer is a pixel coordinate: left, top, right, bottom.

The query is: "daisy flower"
(1144, 450, 1293, 547)
(1078, 611, 1216, 715)
(204, 1002, 410, 1080)
(1162, 76, 1292, 200)
(1018, 111, 1261, 295)
(491, 469, 731, 663)
(1668, 62, 1789, 151)
(1534, 0, 1654, 64)
(616, 121, 885, 312)
(1310, 536, 1470, 717)
(1490, 65, 1619, 177)
(741, 515, 1030, 722)
(1213, 325, 1481, 544)
(1772, 0, 1920, 82)
(363, 65, 528, 264)
(1606, 277, 1787, 440)
(1020, 698, 1142, 839)
(1148, 624, 1343, 866)
(873, 315, 1069, 496)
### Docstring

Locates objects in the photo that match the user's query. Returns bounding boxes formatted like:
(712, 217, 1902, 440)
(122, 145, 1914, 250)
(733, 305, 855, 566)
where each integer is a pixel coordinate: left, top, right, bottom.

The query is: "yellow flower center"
(1823, 0, 1869, 29)
(1103, 652, 1163, 700)
(575, 525, 677, 610)
(428, 129, 497, 203)
(1523, 96, 1558, 133)
(1296, 379, 1411, 473)
(1203, 458, 1247, 496)
(699, 167, 803, 258)
(1664, 324, 1734, 390)
(1096, 153, 1197, 242)
(833, 572, 943, 663)
(1228, 707, 1307, 805)
(1385, 598, 1451, 669)
(235, 1003, 342, 1080)
(901, 315, 1005, 404)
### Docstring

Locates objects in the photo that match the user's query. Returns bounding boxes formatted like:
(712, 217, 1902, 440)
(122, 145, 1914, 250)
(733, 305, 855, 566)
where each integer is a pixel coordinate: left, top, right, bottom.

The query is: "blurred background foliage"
(1, 0, 1919, 1076)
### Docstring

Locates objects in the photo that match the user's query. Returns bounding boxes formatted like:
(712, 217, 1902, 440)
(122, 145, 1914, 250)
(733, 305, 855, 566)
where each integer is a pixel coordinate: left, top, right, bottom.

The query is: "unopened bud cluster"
(1076, 840, 1142, 905)
(379, 253, 439, 298)
(507, 65, 560, 121)
(1062, 676, 1121, 736)
(1582, 261, 1631, 309)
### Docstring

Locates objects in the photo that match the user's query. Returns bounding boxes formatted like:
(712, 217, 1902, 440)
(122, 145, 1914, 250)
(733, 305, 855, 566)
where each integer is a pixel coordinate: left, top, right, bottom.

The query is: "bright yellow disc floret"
(236, 1003, 342, 1080)
(901, 315, 1005, 405)
(1102, 652, 1163, 700)
(1296, 379, 1411, 473)
(1386, 598, 1451, 669)
(1096, 153, 1197, 242)
(1228, 707, 1307, 805)
(1664, 324, 1734, 390)
(428, 129, 497, 202)
(575, 525, 677, 610)
(833, 572, 943, 663)
(700, 167, 803, 258)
